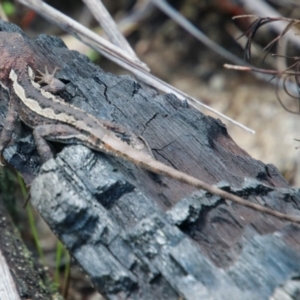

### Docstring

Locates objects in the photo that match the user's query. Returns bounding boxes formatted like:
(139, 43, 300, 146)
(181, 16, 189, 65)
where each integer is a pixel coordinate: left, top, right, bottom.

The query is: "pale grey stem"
(0, 249, 21, 300)
(82, 0, 140, 61)
(17, 0, 149, 71)
(0, 5, 8, 21)
(17, 0, 254, 133)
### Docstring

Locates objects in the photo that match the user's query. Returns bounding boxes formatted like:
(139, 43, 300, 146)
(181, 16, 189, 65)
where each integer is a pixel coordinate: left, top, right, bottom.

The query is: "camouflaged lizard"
(0, 32, 299, 224)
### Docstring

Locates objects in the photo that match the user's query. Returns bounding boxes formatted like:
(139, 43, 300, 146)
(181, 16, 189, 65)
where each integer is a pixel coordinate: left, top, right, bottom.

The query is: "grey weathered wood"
(0, 248, 21, 300)
(0, 198, 63, 300)
(1, 20, 300, 299)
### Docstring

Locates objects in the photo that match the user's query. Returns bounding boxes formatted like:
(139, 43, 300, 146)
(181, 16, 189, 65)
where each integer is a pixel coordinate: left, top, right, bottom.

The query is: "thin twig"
(148, 158, 300, 224)
(82, 0, 139, 60)
(17, 0, 255, 133)
(241, 0, 300, 48)
(224, 64, 300, 75)
(8, 0, 300, 225)
(17, 0, 150, 70)
(0, 4, 8, 21)
(150, 0, 294, 88)
(195, 181, 300, 224)
(225, 61, 300, 114)
(149, 0, 300, 118)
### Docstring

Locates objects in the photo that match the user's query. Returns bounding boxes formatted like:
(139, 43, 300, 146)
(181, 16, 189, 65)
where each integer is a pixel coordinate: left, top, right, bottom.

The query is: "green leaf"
(2, 1, 15, 16)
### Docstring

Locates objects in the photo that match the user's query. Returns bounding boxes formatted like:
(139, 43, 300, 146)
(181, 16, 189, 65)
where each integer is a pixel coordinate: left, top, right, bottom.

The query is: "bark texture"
(0, 198, 63, 300)
(1, 20, 300, 300)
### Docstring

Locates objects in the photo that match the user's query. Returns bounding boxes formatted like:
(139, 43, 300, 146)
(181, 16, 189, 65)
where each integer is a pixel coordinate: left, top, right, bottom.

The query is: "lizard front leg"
(33, 124, 83, 162)
(34, 66, 65, 94)
(0, 99, 19, 165)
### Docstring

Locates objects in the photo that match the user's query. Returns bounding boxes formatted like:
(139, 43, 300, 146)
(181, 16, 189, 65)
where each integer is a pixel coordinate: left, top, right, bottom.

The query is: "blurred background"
(1, 0, 300, 299)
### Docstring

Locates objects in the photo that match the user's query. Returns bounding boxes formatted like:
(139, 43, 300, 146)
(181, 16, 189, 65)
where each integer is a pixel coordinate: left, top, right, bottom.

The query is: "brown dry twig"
(16, 0, 255, 133)
(228, 16, 300, 114)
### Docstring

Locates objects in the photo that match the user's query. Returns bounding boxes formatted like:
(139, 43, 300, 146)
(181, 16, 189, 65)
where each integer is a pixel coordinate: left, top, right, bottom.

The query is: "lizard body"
(0, 32, 299, 223)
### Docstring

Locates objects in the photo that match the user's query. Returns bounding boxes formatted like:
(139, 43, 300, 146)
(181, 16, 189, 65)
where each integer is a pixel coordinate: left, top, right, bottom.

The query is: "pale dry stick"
(60, 2, 153, 59)
(7, 38, 300, 226)
(10, 61, 300, 225)
(157, 167, 300, 225)
(0, 248, 21, 300)
(0, 4, 8, 21)
(17, 0, 254, 133)
(224, 64, 300, 76)
(152, 0, 300, 101)
(14, 0, 150, 73)
(82, 0, 140, 60)
(18, 0, 149, 71)
(4, 51, 299, 225)
(225, 63, 300, 114)
(3, 27, 300, 225)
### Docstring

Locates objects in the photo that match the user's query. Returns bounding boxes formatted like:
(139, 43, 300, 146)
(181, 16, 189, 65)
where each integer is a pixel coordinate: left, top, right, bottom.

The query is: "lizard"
(0, 32, 299, 224)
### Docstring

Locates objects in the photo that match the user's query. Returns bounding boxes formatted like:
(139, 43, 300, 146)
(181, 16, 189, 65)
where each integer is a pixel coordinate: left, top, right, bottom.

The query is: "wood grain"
(1, 20, 300, 300)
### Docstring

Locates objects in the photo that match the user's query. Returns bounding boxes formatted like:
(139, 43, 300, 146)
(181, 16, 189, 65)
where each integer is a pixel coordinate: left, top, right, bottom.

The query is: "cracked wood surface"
(1, 20, 300, 299)
(0, 198, 63, 300)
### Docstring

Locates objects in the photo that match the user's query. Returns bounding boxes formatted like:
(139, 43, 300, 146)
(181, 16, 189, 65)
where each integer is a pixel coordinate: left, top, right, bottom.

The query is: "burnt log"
(1, 20, 300, 300)
(0, 197, 63, 300)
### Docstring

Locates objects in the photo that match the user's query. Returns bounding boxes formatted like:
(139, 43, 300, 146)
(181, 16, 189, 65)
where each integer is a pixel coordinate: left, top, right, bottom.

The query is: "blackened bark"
(0, 20, 300, 300)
